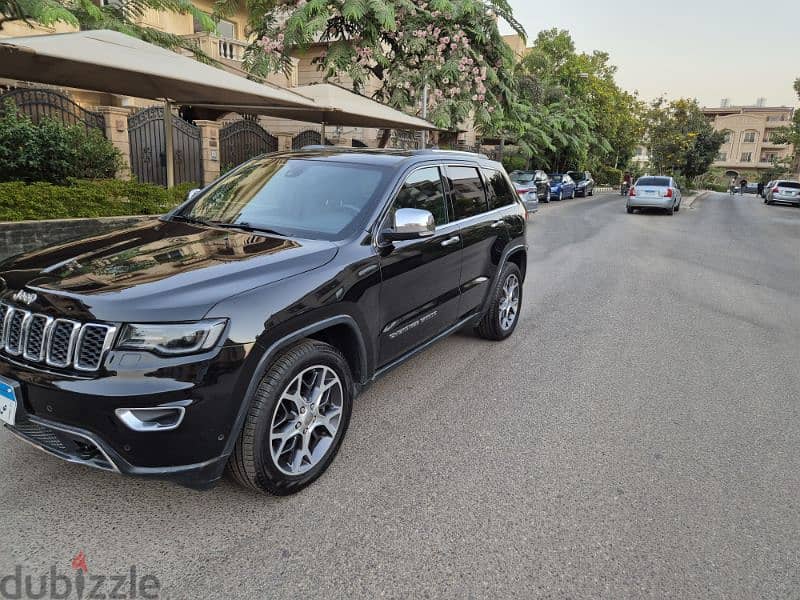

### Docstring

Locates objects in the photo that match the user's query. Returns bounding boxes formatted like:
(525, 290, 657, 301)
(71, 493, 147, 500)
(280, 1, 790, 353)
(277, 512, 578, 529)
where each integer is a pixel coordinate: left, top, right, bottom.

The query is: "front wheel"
(227, 340, 353, 495)
(477, 263, 523, 341)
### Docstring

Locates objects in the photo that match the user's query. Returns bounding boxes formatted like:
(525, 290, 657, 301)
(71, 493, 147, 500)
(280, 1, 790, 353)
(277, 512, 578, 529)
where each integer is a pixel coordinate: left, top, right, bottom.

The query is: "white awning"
(0, 29, 318, 110)
(194, 82, 440, 131)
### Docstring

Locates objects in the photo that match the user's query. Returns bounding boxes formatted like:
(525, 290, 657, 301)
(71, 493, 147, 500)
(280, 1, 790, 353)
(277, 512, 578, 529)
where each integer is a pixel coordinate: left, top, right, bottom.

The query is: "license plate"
(0, 377, 18, 426)
(645, 190, 657, 196)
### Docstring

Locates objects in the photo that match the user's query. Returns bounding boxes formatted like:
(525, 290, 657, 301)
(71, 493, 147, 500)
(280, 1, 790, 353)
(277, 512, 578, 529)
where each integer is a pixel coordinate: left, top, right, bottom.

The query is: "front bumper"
(0, 344, 251, 489)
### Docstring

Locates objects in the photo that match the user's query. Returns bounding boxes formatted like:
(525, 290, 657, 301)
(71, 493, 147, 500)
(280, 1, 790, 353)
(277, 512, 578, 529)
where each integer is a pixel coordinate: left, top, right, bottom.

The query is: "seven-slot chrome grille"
(0, 302, 116, 372)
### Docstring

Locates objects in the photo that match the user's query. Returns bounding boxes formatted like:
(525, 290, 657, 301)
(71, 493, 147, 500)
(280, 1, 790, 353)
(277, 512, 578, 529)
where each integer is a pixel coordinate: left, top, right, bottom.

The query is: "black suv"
(0, 149, 527, 494)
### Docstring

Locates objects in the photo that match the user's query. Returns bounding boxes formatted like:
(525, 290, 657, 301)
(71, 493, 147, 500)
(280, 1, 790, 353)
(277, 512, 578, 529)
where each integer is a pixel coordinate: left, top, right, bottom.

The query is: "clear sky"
(501, 0, 800, 108)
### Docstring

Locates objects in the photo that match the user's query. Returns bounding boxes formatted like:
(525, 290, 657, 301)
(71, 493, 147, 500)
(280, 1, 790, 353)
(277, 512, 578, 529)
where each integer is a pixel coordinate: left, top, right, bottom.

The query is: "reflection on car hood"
(0, 220, 339, 322)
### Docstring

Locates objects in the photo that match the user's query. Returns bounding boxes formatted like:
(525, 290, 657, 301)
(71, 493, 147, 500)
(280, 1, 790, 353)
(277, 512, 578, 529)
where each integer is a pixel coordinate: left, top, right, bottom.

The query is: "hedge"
(0, 179, 196, 222)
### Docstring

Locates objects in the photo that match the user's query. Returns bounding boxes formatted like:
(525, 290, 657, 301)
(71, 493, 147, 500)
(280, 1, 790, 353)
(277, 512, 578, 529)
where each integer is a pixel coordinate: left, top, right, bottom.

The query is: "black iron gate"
(219, 120, 278, 169)
(128, 107, 202, 186)
(292, 130, 333, 150)
(0, 88, 105, 133)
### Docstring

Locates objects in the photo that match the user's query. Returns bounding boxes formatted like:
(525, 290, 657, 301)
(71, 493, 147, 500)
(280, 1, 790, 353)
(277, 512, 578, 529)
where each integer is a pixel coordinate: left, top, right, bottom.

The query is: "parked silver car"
(512, 180, 539, 214)
(764, 180, 800, 206)
(626, 176, 682, 215)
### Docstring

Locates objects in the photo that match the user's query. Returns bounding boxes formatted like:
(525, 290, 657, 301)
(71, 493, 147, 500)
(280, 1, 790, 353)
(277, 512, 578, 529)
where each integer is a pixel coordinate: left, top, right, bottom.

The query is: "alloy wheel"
(498, 274, 520, 331)
(269, 365, 343, 476)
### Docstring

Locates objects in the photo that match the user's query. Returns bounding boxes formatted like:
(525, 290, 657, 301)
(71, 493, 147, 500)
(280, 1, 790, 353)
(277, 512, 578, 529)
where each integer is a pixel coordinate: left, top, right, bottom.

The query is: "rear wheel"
(477, 263, 522, 341)
(626, 206, 634, 214)
(665, 206, 674, 215)
(228, 340, 353, 495)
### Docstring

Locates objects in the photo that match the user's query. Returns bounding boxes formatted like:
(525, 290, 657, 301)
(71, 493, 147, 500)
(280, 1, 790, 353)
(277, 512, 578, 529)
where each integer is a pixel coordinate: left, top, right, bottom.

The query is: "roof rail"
(409, 149, 490, 159)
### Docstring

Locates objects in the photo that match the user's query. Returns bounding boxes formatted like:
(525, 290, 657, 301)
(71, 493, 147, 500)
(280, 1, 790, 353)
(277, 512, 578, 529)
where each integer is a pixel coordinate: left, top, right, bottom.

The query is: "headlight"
(116, 319, 227, 356)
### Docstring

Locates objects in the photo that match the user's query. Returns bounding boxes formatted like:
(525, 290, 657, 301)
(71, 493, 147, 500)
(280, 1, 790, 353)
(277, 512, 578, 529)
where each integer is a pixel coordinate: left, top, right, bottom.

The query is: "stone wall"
(0, 216, 154, 262)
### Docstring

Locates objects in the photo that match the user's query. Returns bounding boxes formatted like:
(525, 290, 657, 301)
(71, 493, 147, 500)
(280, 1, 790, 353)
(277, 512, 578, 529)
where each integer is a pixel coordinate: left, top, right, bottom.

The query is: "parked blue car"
(549, 173, 576, 201)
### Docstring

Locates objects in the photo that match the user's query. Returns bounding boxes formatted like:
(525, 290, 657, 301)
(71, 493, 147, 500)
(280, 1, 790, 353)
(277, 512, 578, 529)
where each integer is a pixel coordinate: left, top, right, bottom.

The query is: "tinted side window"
(483, 169, 516, 209)
(392, 167, 448, 226)
(448, 166, 488, 220)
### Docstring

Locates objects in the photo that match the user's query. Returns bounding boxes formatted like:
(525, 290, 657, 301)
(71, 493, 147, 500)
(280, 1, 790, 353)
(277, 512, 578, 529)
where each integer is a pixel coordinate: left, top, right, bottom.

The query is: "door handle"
(440, 236, 460, 248)
(491, 220, 505, 228)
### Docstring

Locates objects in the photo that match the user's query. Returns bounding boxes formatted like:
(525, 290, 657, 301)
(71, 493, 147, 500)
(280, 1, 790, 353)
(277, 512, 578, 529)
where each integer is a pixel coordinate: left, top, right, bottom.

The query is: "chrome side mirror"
(382, 208, 436, 242)
(187, 188, 202, 201)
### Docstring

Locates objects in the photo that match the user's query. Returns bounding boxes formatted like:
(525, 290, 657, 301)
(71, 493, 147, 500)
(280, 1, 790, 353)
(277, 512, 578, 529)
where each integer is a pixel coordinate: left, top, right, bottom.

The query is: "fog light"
(115, 404, 187, 432)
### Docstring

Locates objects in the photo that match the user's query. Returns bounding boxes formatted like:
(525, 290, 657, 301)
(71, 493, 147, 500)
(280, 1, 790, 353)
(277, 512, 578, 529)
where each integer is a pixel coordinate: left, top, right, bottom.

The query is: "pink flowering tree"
(236, 0, 525, 131)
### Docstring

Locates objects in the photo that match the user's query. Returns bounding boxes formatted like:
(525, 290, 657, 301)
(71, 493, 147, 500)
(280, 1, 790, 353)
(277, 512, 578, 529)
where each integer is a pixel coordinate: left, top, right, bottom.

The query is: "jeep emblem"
(12, 290, 37, 305)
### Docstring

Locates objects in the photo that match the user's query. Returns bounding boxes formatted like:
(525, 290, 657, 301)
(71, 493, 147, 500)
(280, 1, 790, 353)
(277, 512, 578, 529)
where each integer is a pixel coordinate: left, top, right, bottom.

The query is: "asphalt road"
(2, 191, 799, 599)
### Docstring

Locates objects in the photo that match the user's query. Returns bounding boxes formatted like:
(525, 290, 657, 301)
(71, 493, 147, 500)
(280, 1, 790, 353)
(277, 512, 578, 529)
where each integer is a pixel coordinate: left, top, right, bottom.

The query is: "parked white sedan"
(626, 176, 682, 215)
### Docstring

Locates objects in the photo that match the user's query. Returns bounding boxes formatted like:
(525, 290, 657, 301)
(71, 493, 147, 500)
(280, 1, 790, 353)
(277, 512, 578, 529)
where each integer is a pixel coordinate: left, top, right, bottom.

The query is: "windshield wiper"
(171, 214, 210, 226)
(209, 221, 287, 237)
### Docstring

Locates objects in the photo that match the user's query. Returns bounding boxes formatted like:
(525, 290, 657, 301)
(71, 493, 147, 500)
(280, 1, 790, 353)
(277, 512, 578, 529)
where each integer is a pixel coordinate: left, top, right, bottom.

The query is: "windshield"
(177, 157, 391, 241)
(550, 175, 563, 183)
(568, 172, 586, 181)
(637, 177, 671, 187)
(510, 172, 535, 183)
(778, 181, 800, 189)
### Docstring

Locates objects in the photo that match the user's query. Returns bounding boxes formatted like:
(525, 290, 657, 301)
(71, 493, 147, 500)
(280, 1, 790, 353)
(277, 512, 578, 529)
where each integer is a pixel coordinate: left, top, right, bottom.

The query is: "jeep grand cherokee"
(0, 149, 527, 495)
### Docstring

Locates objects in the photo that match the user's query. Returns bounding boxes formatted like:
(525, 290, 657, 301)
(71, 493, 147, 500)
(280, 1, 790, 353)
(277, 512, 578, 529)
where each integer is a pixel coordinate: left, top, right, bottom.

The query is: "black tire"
(665, 206, 674, 216)
(227, 339, 353, 495)
(674, 204, 680, 212)
(476, 263, 523, 341)
(627, 206, 634, 214)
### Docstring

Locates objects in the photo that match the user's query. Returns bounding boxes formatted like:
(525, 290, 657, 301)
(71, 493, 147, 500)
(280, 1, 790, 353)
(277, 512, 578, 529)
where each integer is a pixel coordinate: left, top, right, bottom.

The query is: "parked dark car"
(0, 149, 527, 495)
(510, 170, 550, 204)
(548, 173, 576, 201)
(742, 183, 759, 195)
(567, 170, 595, 197)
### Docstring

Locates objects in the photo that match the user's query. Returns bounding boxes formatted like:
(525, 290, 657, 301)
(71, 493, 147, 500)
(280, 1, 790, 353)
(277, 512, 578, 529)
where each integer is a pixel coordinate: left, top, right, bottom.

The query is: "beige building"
(703, 104, 797, 175)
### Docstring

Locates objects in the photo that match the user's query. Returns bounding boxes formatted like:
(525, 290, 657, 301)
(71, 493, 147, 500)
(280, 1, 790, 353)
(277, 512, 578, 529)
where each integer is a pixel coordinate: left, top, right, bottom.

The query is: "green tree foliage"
(646, 97, 725, 180)
(0, 0, 217, 60)
(511, 29, 645, 172)
(0, 102, 122, 184)
(231, 0, 525, 130)
(770, 77, 800, 165)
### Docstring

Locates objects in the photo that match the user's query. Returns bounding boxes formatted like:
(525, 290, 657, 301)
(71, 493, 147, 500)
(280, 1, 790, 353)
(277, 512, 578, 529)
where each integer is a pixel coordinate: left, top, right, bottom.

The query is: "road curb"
(685, 190, 711, 208)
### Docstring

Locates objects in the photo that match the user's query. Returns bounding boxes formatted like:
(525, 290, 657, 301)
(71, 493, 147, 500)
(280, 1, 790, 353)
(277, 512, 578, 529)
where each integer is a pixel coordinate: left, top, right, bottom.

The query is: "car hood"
(0, 220, 339, 322)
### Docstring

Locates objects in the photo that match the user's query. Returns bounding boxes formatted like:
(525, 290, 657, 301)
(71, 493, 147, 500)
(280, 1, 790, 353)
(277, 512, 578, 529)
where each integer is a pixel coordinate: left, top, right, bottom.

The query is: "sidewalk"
(684, 190, 711, 208)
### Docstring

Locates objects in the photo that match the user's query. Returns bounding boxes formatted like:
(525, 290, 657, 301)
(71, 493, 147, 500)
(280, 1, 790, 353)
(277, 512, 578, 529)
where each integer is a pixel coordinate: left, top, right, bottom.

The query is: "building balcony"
(183, 33, 248, 62)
